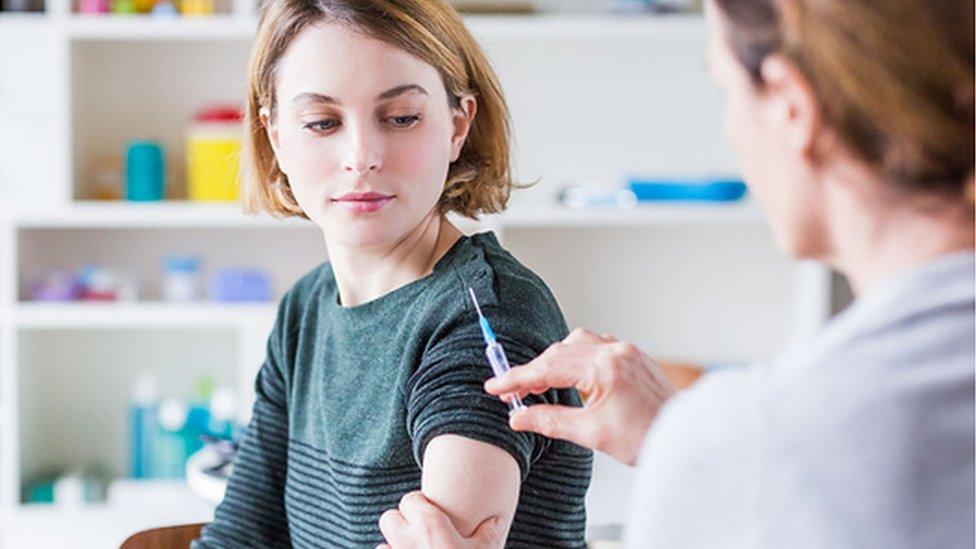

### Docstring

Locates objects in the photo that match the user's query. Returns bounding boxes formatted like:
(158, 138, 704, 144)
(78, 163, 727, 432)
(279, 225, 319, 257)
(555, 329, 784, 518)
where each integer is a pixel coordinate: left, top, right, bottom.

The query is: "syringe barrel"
(485, 341, 526, 414)
(485, 341, 511, 378)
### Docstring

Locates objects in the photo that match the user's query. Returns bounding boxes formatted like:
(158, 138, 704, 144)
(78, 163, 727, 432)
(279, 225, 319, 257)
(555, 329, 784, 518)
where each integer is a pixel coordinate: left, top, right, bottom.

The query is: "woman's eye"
(303, 119, 341, 132)
(387, 115, 421, 128)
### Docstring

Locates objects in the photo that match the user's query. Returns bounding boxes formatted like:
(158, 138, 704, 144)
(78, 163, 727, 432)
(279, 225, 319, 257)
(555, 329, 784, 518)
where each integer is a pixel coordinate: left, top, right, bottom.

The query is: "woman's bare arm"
(420, 434, 520, 540)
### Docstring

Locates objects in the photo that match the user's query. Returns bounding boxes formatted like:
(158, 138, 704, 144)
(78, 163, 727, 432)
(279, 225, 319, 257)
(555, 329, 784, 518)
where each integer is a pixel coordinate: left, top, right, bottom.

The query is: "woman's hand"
(485, 328, 677, 466)
(378, 491, 505, 549)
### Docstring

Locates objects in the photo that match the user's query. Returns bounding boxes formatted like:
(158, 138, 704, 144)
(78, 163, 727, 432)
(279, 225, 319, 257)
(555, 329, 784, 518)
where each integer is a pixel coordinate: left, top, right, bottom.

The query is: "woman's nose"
(340, 131, 382, 175)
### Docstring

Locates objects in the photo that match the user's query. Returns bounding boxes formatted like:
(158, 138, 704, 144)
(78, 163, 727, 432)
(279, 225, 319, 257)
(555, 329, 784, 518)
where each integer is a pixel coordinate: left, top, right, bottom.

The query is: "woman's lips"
(330, 191, 395, 213)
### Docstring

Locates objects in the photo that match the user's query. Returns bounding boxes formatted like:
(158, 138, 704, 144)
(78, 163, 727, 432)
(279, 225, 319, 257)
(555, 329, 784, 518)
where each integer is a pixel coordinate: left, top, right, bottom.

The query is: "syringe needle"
(468, 287, 484, 318)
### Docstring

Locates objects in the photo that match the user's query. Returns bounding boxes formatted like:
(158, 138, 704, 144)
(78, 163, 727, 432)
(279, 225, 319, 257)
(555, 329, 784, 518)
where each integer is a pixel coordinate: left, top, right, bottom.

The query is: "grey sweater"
(627, 252, 975, 549)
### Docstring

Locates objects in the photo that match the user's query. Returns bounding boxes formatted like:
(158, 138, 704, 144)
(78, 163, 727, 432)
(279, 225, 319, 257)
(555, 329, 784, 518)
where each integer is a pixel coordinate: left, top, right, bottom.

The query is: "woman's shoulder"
(427, 231, 569, 340)
(444, 232, 562, 312)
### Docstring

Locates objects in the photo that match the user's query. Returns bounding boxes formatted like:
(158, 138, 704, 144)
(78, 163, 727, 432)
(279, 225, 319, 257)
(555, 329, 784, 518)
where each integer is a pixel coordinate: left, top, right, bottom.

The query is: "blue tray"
(627, 178, 747, 202)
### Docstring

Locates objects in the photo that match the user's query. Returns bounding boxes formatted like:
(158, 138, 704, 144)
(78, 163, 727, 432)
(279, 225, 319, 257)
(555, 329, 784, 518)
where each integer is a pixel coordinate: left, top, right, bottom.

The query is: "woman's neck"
(824, 175, 974, 296)
(325, 212, 463, 307)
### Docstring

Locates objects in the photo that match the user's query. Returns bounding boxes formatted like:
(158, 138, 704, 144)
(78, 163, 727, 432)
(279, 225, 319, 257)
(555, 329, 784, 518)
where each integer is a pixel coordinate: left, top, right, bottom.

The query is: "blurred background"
(0, 0, 853, 546)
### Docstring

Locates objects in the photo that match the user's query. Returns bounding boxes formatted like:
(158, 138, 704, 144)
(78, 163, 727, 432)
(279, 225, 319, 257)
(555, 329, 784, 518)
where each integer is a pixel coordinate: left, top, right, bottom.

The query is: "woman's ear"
(450, 95, 477, 162)
(260, 106, 283, 158)
(758, 54, 821, 160)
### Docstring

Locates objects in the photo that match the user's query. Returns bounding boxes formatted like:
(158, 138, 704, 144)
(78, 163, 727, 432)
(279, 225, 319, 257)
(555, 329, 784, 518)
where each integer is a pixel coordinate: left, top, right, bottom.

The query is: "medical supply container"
(186, 105, 242, 202)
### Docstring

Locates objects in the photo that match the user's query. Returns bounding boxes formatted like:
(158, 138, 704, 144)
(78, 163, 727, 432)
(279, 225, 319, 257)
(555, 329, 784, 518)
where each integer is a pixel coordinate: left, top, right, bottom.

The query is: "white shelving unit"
(0, 2, 833, 547)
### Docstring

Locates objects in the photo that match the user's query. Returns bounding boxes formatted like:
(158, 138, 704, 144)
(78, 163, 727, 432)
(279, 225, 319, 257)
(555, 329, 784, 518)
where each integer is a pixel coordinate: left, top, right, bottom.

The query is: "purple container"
(208, 268, 272, 302)
(28, 270, 84, 301)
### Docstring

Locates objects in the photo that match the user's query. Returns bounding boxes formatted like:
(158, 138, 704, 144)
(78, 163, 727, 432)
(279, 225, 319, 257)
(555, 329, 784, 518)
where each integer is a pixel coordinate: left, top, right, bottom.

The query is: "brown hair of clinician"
(712, 0, 974, 205)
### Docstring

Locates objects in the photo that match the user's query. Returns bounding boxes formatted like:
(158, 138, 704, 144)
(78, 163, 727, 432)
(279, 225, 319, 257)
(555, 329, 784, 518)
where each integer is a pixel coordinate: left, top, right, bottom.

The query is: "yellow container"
(186, 106, 242, 202)
(133, 0, 155, 12)
(180, 0, 214, 16)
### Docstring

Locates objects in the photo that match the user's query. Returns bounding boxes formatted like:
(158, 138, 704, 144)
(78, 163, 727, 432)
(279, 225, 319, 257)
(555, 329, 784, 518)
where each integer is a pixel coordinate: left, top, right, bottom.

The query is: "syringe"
(468, 287, 527, 416)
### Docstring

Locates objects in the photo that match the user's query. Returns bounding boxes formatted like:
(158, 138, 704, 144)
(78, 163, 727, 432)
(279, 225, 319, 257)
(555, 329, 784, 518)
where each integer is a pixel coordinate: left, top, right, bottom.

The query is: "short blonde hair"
(242, 0, 514, 219)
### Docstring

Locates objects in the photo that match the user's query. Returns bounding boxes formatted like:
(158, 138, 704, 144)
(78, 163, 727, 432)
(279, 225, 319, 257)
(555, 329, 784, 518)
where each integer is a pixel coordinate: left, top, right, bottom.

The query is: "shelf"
(4, 482, 214, 548)
(14, 302, 276, 329)
(13, 479, 215, 514)
(12, 202, 315, 229)
(0, 12, 48, 22)
(6, 502, 214, 529)
(9, 200, 764, 229)
(499, 200, 765, 228)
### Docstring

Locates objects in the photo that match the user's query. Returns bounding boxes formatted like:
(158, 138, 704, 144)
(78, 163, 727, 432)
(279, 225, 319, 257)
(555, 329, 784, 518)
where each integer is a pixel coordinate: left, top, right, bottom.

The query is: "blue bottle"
(184, 376, 213, 455)
(125, 140, 166, 201)
(128, 374, 159, 479)
(155, 399, 190, 479)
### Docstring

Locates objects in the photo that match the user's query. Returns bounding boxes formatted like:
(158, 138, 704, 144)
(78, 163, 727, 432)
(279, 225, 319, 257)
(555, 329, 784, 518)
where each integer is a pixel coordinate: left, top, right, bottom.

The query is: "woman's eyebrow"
(377, 84, 428, 101)
(290, 85, 427, 107)
(292, 92, 340, 106)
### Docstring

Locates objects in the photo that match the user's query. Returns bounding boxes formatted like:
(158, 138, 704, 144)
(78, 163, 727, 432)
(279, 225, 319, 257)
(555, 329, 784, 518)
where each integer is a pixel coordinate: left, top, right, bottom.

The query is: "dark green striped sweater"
(193, 232, 593, 548)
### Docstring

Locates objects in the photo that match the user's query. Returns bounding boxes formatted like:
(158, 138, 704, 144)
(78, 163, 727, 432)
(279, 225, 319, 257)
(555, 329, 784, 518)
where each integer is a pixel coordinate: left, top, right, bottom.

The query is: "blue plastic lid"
(163, 255, 200, 273)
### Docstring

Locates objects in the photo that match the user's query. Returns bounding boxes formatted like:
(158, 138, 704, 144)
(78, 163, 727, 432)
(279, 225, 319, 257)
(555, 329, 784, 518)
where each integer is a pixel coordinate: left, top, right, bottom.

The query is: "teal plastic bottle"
(128, 374, 158, 479)
(155, 399, 190, 479)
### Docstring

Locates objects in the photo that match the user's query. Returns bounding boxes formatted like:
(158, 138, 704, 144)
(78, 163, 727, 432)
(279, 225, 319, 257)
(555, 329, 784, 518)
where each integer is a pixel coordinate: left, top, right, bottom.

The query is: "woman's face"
(264, 22, 473, 249)
(704, 2, 829, 259)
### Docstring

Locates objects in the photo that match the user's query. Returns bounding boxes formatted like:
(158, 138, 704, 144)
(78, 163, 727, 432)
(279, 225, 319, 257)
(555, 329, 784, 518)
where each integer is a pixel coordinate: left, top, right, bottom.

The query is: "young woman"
(192, 1, 592, 547)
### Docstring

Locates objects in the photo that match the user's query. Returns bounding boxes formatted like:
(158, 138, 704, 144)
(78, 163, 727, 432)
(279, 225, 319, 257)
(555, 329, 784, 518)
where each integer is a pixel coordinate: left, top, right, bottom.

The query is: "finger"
(485, 345, 602, 395)
(470, 516, 505, 548)
(398, 491, 453, 530)
(397, 490, 429, 517)
(563, 327, 606, 345)
(485, 363, 563, 396)
(508, 404, 588, 446)
(378, 509, 411, 549)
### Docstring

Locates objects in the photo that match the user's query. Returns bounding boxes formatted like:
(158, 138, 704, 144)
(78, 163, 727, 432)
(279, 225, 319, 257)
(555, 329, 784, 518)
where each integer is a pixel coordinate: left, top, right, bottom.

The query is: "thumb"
(471, 516, 505, 548)
(509, 405, 585, 446)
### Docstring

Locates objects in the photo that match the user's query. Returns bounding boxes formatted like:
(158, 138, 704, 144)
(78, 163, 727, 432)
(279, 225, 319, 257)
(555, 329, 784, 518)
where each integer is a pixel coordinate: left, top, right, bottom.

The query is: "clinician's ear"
(758, 54, 822, 159)
(450, 95, 477, 162)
